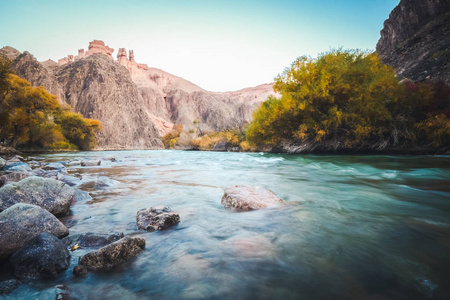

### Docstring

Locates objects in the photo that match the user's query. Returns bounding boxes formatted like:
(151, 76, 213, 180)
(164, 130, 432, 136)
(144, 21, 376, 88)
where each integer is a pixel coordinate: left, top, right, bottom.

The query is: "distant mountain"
(376, 0, 450, 83)
(0, 40, 277, 149)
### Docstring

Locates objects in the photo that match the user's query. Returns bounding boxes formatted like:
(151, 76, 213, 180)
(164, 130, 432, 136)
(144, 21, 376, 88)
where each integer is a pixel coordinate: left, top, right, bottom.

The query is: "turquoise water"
(4, 151, 450, 299)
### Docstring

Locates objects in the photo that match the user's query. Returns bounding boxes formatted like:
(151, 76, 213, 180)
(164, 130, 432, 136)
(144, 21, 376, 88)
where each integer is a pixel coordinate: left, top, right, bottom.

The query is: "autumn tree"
(247, 50, 407, 150)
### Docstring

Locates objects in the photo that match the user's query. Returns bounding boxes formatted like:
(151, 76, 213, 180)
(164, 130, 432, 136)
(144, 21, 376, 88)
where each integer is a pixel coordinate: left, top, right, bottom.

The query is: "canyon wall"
(376, 0, 450, 83)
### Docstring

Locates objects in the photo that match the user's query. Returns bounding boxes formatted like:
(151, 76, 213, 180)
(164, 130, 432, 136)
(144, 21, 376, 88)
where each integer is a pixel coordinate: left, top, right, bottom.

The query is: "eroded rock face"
(10, 233, 70, 278)
(136, 206, 180, 231)
(221, 185, 284, 211)
(1, 41, 278, 149)
(78, 236, 145, 271)
(0, 203, 69, 259)
(57, 54, 163, 149)
(0, 176, 75, 216)
(376, 0, 450, 83)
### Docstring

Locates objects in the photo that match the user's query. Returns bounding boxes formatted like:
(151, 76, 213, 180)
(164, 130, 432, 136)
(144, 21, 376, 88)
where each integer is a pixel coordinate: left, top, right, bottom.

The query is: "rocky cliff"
(1, 41, 277, 149)
(376, 0, 450, 83)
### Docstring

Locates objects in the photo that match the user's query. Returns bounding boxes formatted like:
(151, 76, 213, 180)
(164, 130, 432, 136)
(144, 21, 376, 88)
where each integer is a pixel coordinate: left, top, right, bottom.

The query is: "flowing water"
(3, 150, 450, 299)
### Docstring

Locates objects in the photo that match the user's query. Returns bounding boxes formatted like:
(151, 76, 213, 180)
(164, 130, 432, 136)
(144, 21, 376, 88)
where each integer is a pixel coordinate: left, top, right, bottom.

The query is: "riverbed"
(4, 151, 450, 299)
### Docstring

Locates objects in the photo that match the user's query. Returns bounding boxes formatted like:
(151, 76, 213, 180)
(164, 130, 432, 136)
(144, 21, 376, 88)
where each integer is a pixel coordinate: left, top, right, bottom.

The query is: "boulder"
(78, 236, 145, 271)
(0, 172, 30, 187)
(81, 160, 101, 166)
(0, 203, 69, 259)
(10, 233, 70, 278)
(136, 206, 180, 232)
(0, 279, 21, 295)
(43, 162, 67, 171)
(221, 185, 284, 211)
(94, 176, 119, 189)
(0, 176, 75, 216)
(3, 162, 31, 173)
(7, 155, 24, 162)
(75, 232, 124, 247)
(73, 188, 92, 202)
(0, 157, 6, 170)
(57, 174, 82, 186)
(67, 160, 81, 166)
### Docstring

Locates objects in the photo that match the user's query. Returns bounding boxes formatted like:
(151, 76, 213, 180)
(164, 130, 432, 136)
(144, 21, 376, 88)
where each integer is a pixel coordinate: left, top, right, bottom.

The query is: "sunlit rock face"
(376, 0, 450, 83)
(1, 40, 278, 148)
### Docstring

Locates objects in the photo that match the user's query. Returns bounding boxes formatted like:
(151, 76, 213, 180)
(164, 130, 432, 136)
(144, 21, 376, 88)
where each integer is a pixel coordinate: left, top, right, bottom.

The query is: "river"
(4, 150, 450, 299)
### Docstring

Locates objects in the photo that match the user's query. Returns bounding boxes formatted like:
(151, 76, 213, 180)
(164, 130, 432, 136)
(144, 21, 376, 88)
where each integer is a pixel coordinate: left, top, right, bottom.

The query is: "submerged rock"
(221, 185, 284, 211)
(94, 176, 119, 189)
(73, 265, 88, 277)
(10, 233, 70, 278)
(0, 279, 21, 295)
(43, 162, 67, 171)
(0, 204, 69, 259)
(73, 188, 92, 202)
(0, 176, 75, 216)
(75, 232, 124, 247)
(136, 206, 180, 232)
(81, 160, 101, 166)
(57, 174, 82, 186)
(78, 236, 145, 271)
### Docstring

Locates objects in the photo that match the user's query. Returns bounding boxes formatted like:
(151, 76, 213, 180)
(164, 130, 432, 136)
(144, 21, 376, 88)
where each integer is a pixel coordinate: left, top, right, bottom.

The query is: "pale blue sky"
(0, 0, 399, 91)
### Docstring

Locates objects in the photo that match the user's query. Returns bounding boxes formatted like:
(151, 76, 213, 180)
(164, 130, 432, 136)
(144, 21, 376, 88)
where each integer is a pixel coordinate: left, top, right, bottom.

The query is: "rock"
(57, 174, 82, 186)
(0, 171, 30, 187)
(94, 176, 119, 189)
(85, 40, 114, 59)
(221, 185, 284, 211)
(43, 162, 67, 171)
(73, 188, 92, 202)
(102, 156, 116, 162)
(0, 146, 19, 156)
(376, 0, 450, 83)
(10, 233, 70, 278)
(66, 160, 81, 166)
(78, 236, 145, 271)
(0, 176, 75, 216)
(54, 285, 72, 300)
(7, 155, 25, 162)
(0, 203, 69, 259)
(136, 206, 180, 232)
(0, 279, 21, 295)
(3, 162, 31, 172)
(73, 265, 88, 277)
(0, 157, 6, 170)
(75, 232, 124, 247)
(81, 160, 101, 166)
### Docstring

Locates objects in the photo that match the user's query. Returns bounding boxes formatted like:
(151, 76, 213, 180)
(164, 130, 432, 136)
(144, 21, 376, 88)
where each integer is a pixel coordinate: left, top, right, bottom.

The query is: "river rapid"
(4, 150, 450, 300)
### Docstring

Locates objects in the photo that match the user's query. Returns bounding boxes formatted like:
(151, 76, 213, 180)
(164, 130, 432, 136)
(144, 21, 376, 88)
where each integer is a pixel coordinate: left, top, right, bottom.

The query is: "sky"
(0, 0, 399, 92)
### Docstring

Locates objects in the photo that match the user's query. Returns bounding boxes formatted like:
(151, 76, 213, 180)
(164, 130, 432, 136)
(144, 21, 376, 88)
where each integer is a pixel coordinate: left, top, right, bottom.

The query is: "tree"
(246, 50, 404, 150)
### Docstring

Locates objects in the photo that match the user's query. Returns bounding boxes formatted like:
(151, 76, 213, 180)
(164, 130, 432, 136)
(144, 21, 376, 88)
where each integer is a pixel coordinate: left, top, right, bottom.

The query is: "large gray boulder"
(0, 176, 75, 216)
(10, 233, 70, 278)
(0, 203, 69, 259)
(136, 206, 180, 232)
(221, 185, 284, 211)
(78, 236, 145, 271)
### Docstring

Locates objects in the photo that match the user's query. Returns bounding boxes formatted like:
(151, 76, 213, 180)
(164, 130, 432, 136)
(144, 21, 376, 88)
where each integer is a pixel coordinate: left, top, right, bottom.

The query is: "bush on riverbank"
(246, 50, 450, 153)
(0, 57, 101, 151)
